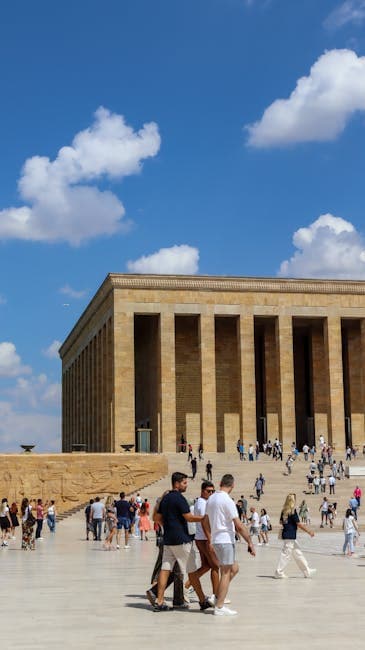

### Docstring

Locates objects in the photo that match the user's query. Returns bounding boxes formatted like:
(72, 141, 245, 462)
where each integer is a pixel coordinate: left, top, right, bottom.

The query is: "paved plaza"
(2, 453, 365, 649)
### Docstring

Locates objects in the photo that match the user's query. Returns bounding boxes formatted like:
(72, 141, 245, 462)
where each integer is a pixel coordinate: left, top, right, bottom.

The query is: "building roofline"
(59, 273, 365, 359)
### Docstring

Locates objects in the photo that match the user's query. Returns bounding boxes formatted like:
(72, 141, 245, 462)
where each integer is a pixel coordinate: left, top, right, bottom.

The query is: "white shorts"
(213, 543, 236, 566)
(161, 542, 195, 573)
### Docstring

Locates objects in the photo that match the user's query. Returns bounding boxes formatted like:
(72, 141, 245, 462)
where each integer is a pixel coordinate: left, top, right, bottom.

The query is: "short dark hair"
(171, 471, 188, 486)
(95, 496, 100, 502)
(201, 481, 214, 491)
(120, 492, 125, 499)
(220, 474, 234, 487)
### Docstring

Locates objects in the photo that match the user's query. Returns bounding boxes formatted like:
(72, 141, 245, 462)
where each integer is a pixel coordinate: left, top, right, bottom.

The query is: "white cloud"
(7, 374, 61, 409)
(41, 382, 62, 406)
(127, 244, 200, 274)
(59, 285, 87, 299)
(43, 340, 62, 359)
(0, 343, 31, 377)
(278, 214, 365, 279)
(0, 401, 61, 452)
(0, 107, 161, 245)
(324, 1, 365, 30)
(246, 49, 365, 147)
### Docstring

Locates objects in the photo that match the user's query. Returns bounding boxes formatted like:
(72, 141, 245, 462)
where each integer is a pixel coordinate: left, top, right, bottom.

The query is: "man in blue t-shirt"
(152, 472, 203, 611)
(115, 492, 132, 549)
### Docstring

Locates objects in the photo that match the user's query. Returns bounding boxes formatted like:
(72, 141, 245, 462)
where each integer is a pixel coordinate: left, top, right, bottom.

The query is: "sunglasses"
(205, 489, 215, 493)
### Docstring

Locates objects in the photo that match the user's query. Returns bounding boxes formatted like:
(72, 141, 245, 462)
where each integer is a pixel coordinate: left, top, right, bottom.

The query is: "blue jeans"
(36, 519, 43, 539)
(47, 514, 56, 533)
(93, 518, 103, 540)
(343, 532, 354, 554)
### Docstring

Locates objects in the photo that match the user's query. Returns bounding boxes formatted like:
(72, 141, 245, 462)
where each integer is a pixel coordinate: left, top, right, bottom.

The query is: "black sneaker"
(153, 602, 172, 612)
(146, 589, 156, 606)
(200, 598, 213, 611)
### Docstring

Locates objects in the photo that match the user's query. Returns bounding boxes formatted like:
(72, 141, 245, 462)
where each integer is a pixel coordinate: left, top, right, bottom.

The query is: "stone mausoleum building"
(60, 274, 365, 454)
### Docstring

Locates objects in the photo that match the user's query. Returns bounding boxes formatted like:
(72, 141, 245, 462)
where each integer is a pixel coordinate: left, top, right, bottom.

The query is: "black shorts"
(0, 516, 10, 530)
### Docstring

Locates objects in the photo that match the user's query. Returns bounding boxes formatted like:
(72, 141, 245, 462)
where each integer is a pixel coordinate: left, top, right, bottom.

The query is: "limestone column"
(160, 312, 176, 452)
(311, 324, 328, 443)
(324, 316, 345, 450)
(106, 318, 113, 452)
(113, 310, 135, 451)
(276, 315, 296, 452)
(200, 313, 217, 452)
(239, 315, 257, 442)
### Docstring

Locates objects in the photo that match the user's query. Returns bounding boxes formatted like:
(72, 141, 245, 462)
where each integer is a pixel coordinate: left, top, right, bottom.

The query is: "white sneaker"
(304, 568, 317, 578)
(116, 545, 120, 549)
(214, 606, 237, 616)
(257, 543, 263, 546)
(208, 595, 231, 606)
(274, 572, 288, 579)
(124, 545, 130, 549)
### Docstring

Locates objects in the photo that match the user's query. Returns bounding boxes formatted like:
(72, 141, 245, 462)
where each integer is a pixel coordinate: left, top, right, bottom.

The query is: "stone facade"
(60, 274, 365, 453)
(0, 453, 167, 514)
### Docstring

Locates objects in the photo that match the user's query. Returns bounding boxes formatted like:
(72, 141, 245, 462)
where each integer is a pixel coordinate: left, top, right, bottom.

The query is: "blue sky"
(1, 0, 365, 451)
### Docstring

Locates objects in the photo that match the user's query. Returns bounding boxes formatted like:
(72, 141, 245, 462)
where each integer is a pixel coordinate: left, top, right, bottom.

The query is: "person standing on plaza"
(187, 481, 220, 610)
(302, 444, 309, 461)
(89, 496, 104, 541)
(103, 496, 117, 550)
(329, 474, 336, 495)
(9, 502, 19, 539)
(249, 506, 261, 545)
(187, 444, 193, 461)
(139, 502, 151, 541)
(254, 476, 263, 500)
(354, 486, 362, 507)
(47, 500, 57, 534)
(115, 492, 131, 549)
(198, 443, 203, 460)
(0, 499, 12, 546)
(85, 499, 94, 540)
(21, 497, 35, 551)
(259, 508, 270, 545)
(240, 495, 248, 523)
(343, 508, 359, 556)
(349, 495, 359, 520)
(152, 472, 203, 611)
(319, 497, 329, 527)
(35, 498, 45, 540)
(204, 474, 255, 616)
(191, 457, 197, 480)
(146, 491, 186, 609)
(206, 460, 213, 481)
(274, 493, 316, 579)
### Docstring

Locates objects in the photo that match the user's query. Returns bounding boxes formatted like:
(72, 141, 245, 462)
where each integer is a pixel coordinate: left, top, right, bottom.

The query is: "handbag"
(26, 508, 36, 527)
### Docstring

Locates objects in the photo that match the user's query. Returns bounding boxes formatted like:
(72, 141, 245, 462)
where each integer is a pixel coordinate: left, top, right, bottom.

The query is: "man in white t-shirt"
(204, 474, 255, 617)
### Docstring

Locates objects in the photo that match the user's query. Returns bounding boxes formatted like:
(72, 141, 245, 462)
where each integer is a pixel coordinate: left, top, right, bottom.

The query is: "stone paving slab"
(1, 510, 365, 650)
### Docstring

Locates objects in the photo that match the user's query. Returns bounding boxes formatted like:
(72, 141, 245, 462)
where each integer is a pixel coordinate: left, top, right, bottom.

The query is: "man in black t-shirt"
(152, 472, 203, 611)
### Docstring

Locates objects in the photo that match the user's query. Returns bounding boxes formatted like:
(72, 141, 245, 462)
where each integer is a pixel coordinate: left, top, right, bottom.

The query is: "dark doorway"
(134, 315, 159, 452)
(293, 325, 315, 448)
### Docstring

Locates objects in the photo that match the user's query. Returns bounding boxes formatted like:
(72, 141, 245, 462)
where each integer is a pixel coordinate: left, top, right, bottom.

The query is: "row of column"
(62, 318, 113, 452)
(113, 311, 350, 453)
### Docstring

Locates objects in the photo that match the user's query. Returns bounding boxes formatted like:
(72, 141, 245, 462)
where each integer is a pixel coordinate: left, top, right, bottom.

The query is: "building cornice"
(109, 274, 365, 295)
(59, 273, 365, 359)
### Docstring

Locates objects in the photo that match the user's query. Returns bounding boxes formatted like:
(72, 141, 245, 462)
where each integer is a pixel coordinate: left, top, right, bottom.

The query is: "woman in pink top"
(354, 486, 362, 507)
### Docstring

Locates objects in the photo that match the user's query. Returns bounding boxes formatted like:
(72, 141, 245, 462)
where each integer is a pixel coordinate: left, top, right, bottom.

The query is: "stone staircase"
(142, 451, 365, 530)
